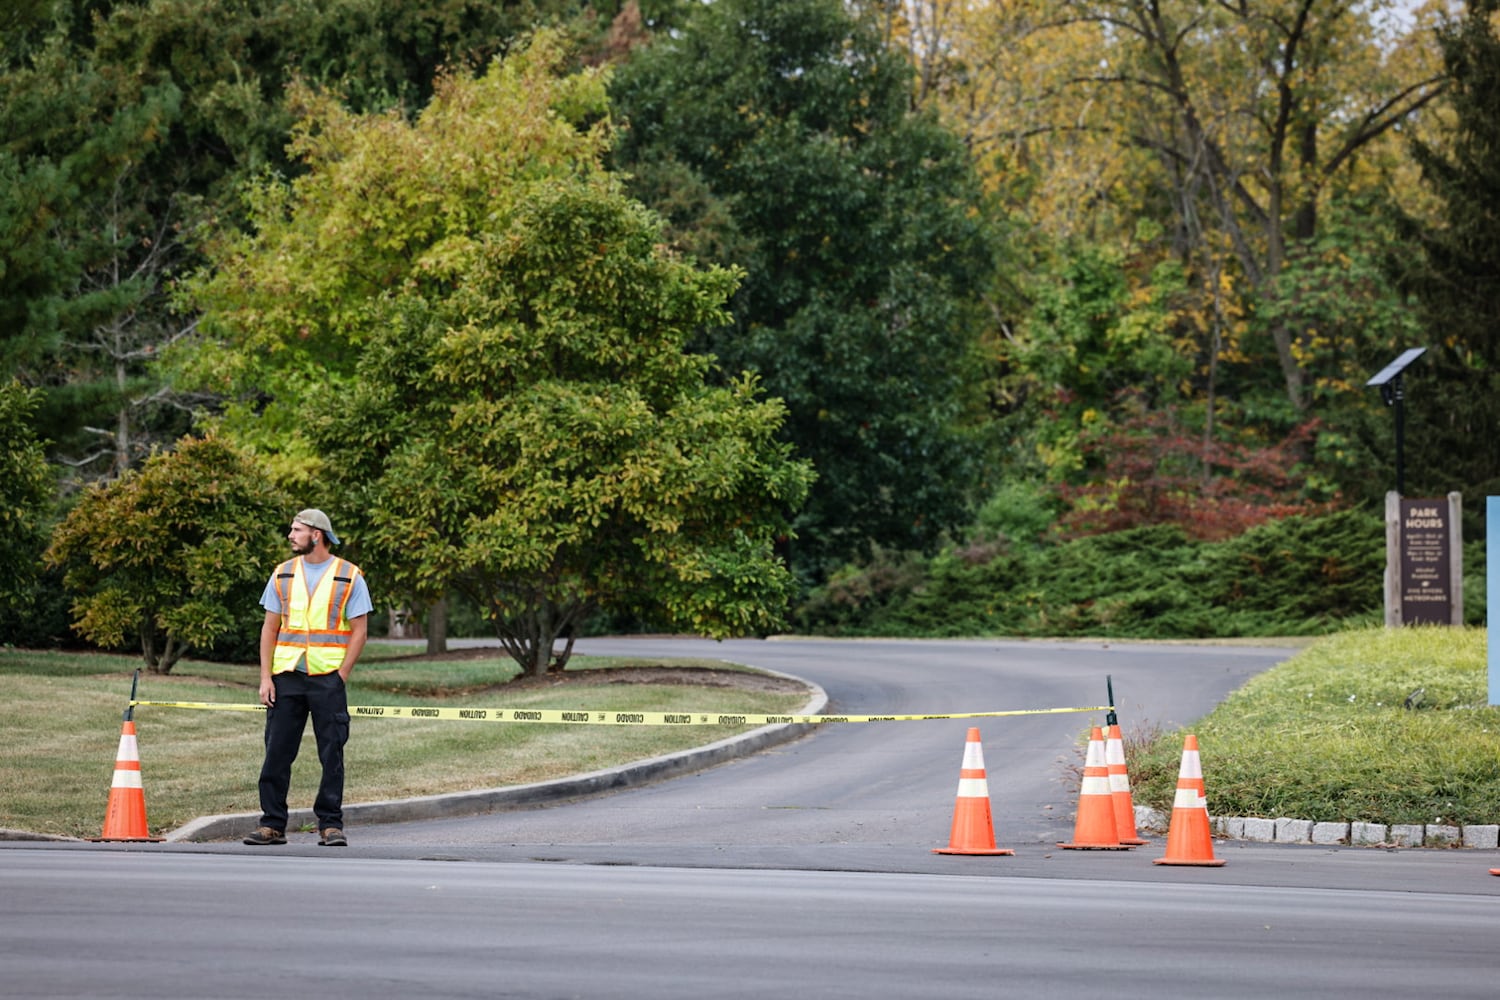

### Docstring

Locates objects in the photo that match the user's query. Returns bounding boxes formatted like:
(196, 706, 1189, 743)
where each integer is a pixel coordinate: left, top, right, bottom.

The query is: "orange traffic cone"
(1153, 734, 1225, 867)
(933, 727, 1014, 855)
(1059, 726, 1132, 850)
(93, 719, 162, 842)
(1104, 723, 1148, 845)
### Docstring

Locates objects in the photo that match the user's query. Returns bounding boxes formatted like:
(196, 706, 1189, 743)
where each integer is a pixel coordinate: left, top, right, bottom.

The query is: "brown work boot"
(318, 827, 347, 847)
(243, 826, 286, 846)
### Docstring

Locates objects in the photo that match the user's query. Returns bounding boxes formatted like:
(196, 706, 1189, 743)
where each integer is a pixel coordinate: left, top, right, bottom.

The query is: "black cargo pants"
(256, 670, 350, 832)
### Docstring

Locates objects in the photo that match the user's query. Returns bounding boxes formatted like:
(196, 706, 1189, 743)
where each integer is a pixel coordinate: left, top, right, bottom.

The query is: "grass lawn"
(0, 643, 811, 839)
(1129, 625, 1500, 826)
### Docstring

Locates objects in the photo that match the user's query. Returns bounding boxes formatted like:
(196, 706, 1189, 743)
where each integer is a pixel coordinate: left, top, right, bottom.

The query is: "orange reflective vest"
(271, 556, 363, 676)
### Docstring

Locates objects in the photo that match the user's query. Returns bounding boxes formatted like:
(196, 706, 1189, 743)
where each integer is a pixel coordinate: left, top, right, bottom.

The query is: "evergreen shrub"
(798, 508, 1393, 638)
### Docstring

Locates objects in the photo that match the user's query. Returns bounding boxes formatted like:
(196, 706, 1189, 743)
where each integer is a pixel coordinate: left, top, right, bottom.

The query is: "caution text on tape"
(128, 700, 1112, 726)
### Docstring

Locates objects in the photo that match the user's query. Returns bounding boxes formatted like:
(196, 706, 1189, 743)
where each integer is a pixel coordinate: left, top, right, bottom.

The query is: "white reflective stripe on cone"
(1080, 774, 1112, 794)
(956, 777, 990, 798)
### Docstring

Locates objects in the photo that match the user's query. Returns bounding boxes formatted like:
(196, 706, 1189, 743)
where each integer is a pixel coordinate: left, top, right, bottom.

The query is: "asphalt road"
(353, 636, 1299, 853)
(3, 849, 1496, 999)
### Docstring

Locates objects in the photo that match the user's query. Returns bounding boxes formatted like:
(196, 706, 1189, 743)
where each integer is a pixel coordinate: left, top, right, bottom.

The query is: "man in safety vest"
(244, 509, 372, 847)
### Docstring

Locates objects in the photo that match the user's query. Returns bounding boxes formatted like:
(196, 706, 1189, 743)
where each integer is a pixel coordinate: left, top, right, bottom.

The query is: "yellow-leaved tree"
(899, 0, 1446, 416)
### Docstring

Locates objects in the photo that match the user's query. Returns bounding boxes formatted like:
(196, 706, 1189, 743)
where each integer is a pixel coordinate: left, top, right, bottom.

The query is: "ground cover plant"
(1128, 625, 1500, 827)
(797, 507, 1481, 638)
(0, 644, 810, 839)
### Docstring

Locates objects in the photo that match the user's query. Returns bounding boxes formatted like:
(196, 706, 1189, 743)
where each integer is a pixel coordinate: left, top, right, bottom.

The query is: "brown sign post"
(1384, 492, 1463, 626)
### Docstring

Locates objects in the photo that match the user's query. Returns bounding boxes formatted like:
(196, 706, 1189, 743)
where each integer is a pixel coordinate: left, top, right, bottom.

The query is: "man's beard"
(291, 540, 313, 556)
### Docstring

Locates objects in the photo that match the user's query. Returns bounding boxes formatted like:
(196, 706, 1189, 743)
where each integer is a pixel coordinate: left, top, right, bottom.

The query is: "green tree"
(192, 33, 813, 676)
(1398, 0, 1500, 502)
(183, 31, 619, 470)
(44, 435, 290, 673)
(1001, 239, 1196, 479)
(1, 10, 264, 481)
(0, 381, 55, 619)
(1, 0, 613, 484)
(609, 0, 998, 579)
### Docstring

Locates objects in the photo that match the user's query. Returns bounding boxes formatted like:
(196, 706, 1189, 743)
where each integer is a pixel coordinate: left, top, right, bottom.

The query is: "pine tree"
(1400, 0, 1500, 498)
(610, 0, 997, 579)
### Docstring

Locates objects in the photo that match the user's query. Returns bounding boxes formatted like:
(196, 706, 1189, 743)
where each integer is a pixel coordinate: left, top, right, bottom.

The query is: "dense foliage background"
(4, 0, 1497, 653)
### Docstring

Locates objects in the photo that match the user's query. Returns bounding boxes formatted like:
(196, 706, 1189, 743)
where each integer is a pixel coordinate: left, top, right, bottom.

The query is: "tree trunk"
(530, 601, 554, 676)
(1269, 319, 1307, 413)
(425, 595, 448, 655)
(114, 354, 130, 478)
(551, 630, 577, 672)
(141, 626, 179, 674)
(491, 594, 588, 678)
(159, 634, 185, 675)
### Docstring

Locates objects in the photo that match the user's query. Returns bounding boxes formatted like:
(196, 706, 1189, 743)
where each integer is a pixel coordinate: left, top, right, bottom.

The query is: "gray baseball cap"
(293, 508, 341, 546)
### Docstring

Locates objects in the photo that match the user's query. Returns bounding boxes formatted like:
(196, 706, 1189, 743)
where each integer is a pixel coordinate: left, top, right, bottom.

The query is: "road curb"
(166, 667, 829, 843)
(1133, 807, 1500, 849)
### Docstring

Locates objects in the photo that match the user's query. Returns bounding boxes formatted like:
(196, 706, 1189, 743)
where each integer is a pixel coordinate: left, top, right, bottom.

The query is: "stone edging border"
(1133, 807, 1498, 849)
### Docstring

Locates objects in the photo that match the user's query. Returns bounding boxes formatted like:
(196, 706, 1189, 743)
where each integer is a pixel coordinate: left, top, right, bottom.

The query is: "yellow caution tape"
(128, 700, 1112, 726)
